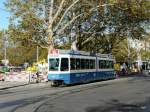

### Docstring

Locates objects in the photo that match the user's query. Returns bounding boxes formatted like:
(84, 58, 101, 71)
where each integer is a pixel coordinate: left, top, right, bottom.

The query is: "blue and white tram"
(48, 49, 115, 86)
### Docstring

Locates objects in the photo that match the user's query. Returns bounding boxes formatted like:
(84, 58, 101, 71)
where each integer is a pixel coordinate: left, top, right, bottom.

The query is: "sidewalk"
(0, 81, 28, 90)
(0, 73, 147, 90)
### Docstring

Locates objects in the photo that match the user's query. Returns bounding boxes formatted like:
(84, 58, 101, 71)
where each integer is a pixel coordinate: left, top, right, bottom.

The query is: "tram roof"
(49, 49, 114, 59)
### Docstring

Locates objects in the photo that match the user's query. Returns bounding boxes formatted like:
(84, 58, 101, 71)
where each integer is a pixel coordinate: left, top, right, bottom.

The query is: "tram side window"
(106, 61, 110, 69)
(93, 60, 96, 69)
(70, 58, 76, 70)
(81, 59, 86, 69)
(60, 58, 69, 71)
(90, 59, 95, 69)
(103, 60, 107, 68)
(110, 61, 114, 69)
(99, 60, 104, 69)
(99, 60, 113, 69)
(85, 59, 89, 69)
(76, 58, 80, 70)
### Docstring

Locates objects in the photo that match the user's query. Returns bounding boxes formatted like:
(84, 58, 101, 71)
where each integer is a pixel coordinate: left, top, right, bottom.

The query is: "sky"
(0, 0, 10, 30)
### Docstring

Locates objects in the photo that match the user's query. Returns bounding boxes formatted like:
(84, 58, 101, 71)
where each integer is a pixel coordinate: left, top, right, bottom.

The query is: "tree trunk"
(48, 45, 54, 54)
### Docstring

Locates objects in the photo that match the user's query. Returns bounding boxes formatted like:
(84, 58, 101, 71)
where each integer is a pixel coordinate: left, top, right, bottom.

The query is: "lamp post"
(0, 8, 10, 66)
(3, 31, 9, 66)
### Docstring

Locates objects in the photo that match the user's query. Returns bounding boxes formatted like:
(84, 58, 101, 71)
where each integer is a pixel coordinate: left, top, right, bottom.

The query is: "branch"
(56, 3, 102, 36)
(54, 2, 114, 32)
(49, 0, 54, 19)
(54, 0, 80, 31)
(28, 38, 49, 49)
(80, 24, 97, 45)
(52, 0, 65, 24)
(0, 8, 10, 12)
(38, 44, 48, 49)
(89, 3, 115, 12)
(81, 33, 96, 46)
(49, 0, 54, 26)
(57, 13, 83, 35)
(39, 41, 49, 49)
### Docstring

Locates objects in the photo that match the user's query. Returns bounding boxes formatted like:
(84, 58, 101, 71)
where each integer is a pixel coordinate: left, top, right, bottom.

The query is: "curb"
(0, 83, 29, 90)
(0, 81, 48, 90)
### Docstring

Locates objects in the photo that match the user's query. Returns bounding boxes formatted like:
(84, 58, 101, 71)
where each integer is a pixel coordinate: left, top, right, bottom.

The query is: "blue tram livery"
(48, 49, 115, 86)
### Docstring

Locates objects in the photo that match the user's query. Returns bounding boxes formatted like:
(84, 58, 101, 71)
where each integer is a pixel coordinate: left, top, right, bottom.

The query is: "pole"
(4, 31, 7, 66)
(4, 41, 6, 61)
(29, 71, 31, 84)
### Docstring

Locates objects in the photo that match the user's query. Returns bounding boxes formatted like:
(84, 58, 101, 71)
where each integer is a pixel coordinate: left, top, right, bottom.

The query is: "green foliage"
(0, 28, 47, 65)
(141, 49, 150, 60)
(6, 45, 47, 65)
(76, 0, 150, 56)
(112, 38, 137, 63)
(5, 0, 94, 48)
(3, 0, 150, 65)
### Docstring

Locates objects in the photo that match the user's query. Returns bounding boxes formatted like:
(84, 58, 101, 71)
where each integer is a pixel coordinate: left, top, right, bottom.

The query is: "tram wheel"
(51, 81, 58, 87)
(51, 80, 63, 87)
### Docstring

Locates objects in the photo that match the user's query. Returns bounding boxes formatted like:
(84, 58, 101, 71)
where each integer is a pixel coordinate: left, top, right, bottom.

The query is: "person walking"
(36, 72, 41, 83)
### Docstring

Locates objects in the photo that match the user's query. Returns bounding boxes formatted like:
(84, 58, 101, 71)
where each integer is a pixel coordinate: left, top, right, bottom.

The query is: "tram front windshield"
(49, 58, 59, 71)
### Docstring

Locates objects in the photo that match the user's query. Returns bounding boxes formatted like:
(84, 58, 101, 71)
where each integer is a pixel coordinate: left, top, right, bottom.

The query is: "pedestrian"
(36, 72, 40, 83)
(36, 72, 39, 78)
(120, 63, 127, 75)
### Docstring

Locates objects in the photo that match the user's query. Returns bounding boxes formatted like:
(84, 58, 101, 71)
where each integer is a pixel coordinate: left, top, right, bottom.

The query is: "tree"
(112, 38, 137, 63)
(5, 0, 150, 56)
(6, 0, 96, 52)
(76, 0, 149, 57)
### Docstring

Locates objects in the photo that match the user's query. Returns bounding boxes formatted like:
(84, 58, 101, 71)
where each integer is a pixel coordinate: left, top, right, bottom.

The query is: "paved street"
(0, 82, 28, 90)
(0, 75, 150, 112)
(40, 76, 150, 112)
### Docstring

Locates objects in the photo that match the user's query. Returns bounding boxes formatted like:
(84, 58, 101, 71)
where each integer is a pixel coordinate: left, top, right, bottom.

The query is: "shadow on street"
(86, 97, 150, 112)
